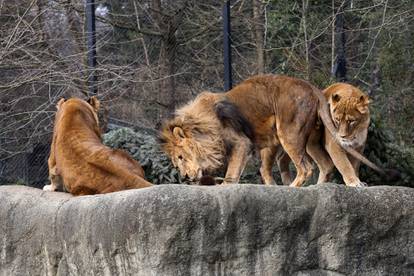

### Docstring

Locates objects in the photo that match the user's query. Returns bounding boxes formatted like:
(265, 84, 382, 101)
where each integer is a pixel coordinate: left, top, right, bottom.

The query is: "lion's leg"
(325, 133, 365, 187)
(350, 157, 361, 178)
(44, 135, 59, 192)
(278, 137, 313, 188)
(306, 128, 334, 184)
(223, 137, 251, 184)
(275, 147, 293, 185)
(348, 145, 365, 178)
(259, 146, 277, 185)
(43, 166, 64, 192)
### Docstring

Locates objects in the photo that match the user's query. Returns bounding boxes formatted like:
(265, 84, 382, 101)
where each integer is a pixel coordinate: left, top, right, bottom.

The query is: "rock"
(0, 184, 413, 275)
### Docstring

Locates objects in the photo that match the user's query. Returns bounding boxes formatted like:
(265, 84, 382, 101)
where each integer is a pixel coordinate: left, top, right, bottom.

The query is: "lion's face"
(169, 141, 203, 181)
(329, 91, 369, 146)
(160, 121, 225, 181)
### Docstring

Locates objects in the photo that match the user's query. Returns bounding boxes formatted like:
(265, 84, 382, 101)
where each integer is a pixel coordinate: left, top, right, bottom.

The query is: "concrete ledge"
(0, 184, 413, 275)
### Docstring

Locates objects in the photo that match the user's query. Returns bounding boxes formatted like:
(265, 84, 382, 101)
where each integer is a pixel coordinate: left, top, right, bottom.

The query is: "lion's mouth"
(340, 137, 356, 147)
(183, 169, 204, 182)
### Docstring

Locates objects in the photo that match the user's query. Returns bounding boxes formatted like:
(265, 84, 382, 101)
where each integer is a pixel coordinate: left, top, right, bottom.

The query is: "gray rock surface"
(0, 184, 413, 276)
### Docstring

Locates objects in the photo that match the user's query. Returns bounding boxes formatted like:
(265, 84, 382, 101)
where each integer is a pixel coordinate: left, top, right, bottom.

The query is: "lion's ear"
(357, 95, 370, 114)
(56, 98, 65, 110)
(87, 96, 100, 112)
(332, 93, 341, 103)
(173, 126, 186, 140)
(359, 95, 370, 105)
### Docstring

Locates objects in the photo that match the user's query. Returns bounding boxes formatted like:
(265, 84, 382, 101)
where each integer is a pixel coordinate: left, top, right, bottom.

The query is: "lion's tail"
(310, 86, 393, 178)
(128, 174, 153, 189)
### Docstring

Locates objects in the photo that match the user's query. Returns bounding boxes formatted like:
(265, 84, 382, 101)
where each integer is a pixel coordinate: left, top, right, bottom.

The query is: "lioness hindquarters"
(106, 149, 153, 191)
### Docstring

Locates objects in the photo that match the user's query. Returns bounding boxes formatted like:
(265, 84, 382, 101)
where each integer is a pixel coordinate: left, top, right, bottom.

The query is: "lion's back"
(51, 99, 148, 195)
(225, 74, 319, 147)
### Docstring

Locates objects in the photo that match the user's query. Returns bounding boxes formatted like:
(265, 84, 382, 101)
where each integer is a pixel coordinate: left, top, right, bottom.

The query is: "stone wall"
(0, 184, 413, 275)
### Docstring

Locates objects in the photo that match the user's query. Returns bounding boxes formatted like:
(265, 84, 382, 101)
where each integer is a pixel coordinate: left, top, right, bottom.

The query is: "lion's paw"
(348, 181, 368, 188)
(356, 181, 368, 188)
(43, 184, 56, 192)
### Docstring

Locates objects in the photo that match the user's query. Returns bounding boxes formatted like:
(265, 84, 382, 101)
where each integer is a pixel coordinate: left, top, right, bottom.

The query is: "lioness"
(43, 97, 152, 195)
(316, 83, 373, 185)
(275, 83, 371, 186)
(160, 75, 385, 187)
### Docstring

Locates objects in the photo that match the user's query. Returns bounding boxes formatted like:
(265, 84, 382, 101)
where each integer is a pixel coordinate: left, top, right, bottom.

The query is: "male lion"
(43, 97, 152, 195)
(160, 75, 386, 187)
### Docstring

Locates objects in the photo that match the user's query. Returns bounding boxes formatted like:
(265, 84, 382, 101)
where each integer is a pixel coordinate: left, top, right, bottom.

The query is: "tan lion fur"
(161, 75, 384, 187)
(276, 83, 372, 186)
(43, 97, 152, 195)
(161, 75, 322, 187)
(321, 83, 370, 185)
(161, 92, 227, 179)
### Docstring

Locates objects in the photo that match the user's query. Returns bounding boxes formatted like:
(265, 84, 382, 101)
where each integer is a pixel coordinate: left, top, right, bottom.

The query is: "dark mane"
(214, 100, 254, 141)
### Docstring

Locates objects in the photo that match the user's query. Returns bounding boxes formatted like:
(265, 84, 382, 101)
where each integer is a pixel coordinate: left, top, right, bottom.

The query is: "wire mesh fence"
(0, 0, 238, 187)
(0, 0, 413, 187)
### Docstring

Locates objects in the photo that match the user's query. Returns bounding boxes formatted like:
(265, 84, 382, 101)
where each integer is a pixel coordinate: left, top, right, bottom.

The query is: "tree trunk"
(302, 0, 310, 80)
(158, 33, 177, 120)
(368, 56, 381, 97)
(252, 0, 265, 74)
(152, 0, 177, 123)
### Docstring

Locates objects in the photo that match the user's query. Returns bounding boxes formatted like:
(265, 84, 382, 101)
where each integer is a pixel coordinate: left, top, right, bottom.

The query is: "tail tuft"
(385, 169, 401, 182)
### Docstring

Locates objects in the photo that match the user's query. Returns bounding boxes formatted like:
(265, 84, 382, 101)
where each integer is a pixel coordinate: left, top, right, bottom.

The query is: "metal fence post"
(223, 0, 233, 91)
(332, 2, 347, 82)
(86, 0, 97, 95)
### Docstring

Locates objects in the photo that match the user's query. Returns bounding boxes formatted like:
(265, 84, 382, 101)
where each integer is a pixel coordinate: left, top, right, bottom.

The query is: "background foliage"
(102, 125, 414, 187)
(102, 127, 181, 184)
(0, 0, 412, 186)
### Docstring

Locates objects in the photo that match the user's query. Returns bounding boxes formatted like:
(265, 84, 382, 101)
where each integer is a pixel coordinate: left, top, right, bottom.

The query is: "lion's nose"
(183, 172, 195, 181)
(197, 169, 203, 179)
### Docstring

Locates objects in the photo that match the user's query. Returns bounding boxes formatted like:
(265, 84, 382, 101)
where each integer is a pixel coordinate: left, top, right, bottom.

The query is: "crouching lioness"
(43, 97, 152, 195)
(160, 74, 389, 187)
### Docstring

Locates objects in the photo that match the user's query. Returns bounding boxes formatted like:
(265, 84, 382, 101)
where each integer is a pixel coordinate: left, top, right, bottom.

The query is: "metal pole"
(332, 2, 347, 81)
(86, 0, 97, 95)
(223, 0, 233, 91)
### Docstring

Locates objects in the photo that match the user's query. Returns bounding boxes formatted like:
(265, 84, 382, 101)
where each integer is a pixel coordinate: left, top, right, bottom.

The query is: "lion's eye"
(178, 155, 183, 160)
(348, 120, 355, 125)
